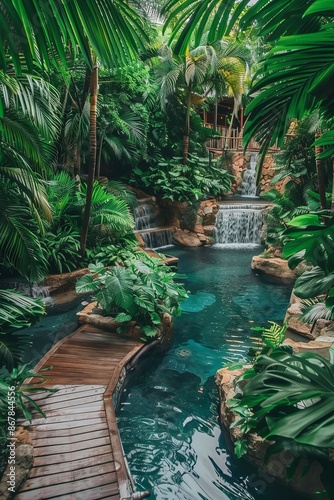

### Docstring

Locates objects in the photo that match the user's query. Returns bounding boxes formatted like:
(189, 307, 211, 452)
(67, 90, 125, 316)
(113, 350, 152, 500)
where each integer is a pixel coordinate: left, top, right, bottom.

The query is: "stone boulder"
(285, 292, 334, 341)
(251, 256, 296, 284)
(0, 427, 34, 499)
(172, 229, 209, 247)
(284, 337, 334, 360)
(43, 268, 89, 294)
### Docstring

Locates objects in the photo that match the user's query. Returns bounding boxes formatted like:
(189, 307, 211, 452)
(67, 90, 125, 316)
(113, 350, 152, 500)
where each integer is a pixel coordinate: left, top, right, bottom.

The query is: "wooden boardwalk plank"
(32, 428, 110, 447)
(29, 385, 105, 403)
(32, 445, 112, 467)
(29, 453, 113, 477)
(15, 471, 118, 499)
(16, 324, 145, 500)
(33, 435, 112, 456)
(54, 482, 121, 500)
(31, 422, 108, 439)
(19, 462, 117, 490)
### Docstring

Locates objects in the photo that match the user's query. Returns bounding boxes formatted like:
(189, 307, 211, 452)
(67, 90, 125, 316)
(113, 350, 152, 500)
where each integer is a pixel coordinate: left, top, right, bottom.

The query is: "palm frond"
(0, 185, 48, 281)
(0, 0, 149, 73)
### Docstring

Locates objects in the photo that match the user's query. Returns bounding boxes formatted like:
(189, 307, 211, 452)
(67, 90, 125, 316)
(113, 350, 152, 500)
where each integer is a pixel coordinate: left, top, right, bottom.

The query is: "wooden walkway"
(15, 324, 148, 500)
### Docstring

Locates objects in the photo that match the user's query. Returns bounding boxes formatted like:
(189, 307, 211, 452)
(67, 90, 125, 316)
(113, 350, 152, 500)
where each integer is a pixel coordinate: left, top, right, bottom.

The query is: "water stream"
(241, 153, 258, 198)
(117, 246, 295, 500)
(214, 204, 263, 247)
(134, 198, 173, 249)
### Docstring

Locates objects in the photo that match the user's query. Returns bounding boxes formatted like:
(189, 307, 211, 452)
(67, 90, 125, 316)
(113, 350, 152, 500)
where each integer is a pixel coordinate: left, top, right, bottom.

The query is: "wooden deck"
(15, 324, 148, 500)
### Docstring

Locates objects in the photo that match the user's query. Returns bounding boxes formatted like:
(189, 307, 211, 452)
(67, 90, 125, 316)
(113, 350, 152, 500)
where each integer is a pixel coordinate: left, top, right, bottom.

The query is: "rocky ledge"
(251, 256, 296, 284)
(285, 292, 334, 342)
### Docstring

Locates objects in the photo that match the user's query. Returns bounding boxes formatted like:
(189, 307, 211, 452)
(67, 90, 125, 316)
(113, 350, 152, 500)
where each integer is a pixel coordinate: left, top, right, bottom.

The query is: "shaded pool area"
(117, 246, 299, 500)
(20, 300, 87, 367)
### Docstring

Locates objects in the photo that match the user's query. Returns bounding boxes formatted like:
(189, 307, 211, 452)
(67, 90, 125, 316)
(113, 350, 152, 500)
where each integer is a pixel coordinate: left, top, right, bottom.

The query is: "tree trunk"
(315, 130, 327, 210)
(80, 61, 98, 255)
(214, 95, 218, 130)
(183, 84, 192, 164)
(96, 136, 103, 178)
(331, 161, 334, 214)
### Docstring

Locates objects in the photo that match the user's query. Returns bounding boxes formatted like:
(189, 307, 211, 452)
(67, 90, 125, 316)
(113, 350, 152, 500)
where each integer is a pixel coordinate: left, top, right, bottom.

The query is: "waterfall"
(134, 199, 173, 249)
(15, 282, 54, 306)
(134, 200, 164, 231)
(138, 228, 173, 249)
(241, 152, 258, 197)
(214, 204, 263, 247)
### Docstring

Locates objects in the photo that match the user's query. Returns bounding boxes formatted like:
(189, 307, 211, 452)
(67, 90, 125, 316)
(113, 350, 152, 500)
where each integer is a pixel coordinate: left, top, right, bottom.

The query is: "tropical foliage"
(131, 154, 233, 203)
(163, 0, 334, 203)
(0, 290, 51, 472)
(282, 213, 334, 323)
(76, 254, 188, 340)
(152, 39, 249, 162)
(230, 346, 334, 495)
(34, 172, 135, 274)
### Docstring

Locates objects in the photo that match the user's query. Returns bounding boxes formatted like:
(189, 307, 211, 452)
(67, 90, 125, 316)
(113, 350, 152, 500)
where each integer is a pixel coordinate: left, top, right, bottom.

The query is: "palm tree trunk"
(183, 84, 192, 164)
(96, 136, 103, 178)
(315, 130, 327, 210)
(214, 95, 218, 130)
(80, 60, 98, 255)
(331, 161, 334, 214)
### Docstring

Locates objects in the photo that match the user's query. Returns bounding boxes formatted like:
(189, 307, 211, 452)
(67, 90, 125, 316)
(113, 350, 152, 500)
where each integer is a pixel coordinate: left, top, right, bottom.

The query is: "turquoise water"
(19, 301, 86, 367)
(117, 246, 298, 500)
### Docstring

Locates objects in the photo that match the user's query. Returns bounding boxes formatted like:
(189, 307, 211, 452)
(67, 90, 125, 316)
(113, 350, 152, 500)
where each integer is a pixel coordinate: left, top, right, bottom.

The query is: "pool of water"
(117, 246, 299, 500)
(18, 299, 88, 368)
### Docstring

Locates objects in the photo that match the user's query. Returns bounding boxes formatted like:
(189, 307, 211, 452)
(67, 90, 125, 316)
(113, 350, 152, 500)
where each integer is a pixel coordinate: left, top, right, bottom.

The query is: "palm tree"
(155, 38, 249, 163)
(0, 75, 61, 281)
(1, 1, 149, 257)
(154, 43, 213, 163)
(162, 0, 334, 204)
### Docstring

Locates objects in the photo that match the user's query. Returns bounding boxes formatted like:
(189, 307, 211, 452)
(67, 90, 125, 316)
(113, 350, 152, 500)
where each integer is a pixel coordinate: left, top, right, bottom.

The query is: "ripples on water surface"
(117, 247, 301, 500)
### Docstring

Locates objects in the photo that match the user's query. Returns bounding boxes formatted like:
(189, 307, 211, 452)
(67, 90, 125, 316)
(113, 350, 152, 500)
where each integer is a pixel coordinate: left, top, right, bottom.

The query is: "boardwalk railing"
(204, 124, 279, 152)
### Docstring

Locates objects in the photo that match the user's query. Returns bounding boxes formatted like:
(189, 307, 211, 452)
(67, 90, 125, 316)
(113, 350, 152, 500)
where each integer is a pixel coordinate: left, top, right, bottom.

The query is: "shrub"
(130, 154, 233, 203)
(76, 253, 188, 340)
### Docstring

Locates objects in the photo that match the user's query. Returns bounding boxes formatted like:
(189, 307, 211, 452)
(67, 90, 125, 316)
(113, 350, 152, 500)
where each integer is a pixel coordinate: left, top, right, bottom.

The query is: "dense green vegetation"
(1, 0, 334, 492)
(161, 0, 334, 493)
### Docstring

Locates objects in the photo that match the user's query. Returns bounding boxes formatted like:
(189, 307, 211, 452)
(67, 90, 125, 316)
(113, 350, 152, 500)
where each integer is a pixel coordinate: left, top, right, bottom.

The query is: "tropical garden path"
(15, 324, 148, 500)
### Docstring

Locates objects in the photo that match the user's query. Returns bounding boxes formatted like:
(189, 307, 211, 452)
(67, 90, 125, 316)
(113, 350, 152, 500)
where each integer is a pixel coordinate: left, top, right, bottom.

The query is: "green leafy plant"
(229, 346, 334, 495)
(282, 214, 334, 323)
(249, 321, 287, 358)
(131, 154, 233, 203)
(0, 290, 53, 474)
(39, 172, 136, 273)
(41, 227, 81, 274)
(76, 254, 188, 340)
(0, 290, 45, 371)
(85, 242, 139, 268)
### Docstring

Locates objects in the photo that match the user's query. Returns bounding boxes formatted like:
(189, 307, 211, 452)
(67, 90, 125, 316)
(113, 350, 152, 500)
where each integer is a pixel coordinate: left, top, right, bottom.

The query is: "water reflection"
(117, 247, 297, 499)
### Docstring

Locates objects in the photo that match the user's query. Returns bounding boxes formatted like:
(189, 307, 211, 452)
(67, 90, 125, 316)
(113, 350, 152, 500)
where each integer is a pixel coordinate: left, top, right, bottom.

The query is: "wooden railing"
(204, 124, 279, 152)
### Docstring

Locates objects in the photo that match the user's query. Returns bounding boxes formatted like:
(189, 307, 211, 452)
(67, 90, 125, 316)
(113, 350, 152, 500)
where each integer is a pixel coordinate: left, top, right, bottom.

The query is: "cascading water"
(16, 282, 54, 307)
(241, 152, 258, 197)
(134, 200, 164, 231)
(134, 198, 173, 249)
(214, 203, 263, 246)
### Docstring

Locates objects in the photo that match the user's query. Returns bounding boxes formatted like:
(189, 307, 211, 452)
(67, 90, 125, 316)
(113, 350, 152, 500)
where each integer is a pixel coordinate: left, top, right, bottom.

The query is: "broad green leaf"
(294, 267, 334, 298)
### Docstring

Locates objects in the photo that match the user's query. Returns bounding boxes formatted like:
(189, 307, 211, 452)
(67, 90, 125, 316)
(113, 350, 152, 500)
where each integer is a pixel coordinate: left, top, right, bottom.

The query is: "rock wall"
(160, 198, 219, 247)
(226, 151, 284, 195)
(229, 152, 247, 194)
